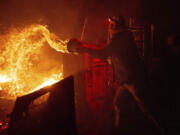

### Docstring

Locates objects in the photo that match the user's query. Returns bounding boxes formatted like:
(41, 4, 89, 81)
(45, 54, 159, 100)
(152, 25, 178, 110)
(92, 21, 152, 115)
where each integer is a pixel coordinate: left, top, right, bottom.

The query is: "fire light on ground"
(0, 24, 69, 97)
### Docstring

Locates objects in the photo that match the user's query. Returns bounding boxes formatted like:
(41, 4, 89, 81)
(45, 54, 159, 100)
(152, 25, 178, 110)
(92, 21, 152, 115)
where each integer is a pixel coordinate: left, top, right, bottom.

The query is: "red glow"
(84, 44, 114, 114)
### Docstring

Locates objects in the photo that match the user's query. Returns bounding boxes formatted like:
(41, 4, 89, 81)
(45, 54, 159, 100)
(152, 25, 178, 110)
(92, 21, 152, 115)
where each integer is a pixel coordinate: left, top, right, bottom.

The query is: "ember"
(0, 24, 69, 97)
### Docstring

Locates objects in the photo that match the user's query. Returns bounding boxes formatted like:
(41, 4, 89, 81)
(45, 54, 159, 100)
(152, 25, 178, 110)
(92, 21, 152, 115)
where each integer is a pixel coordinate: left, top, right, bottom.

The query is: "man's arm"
(77, 38, 120, 59)
(77, 45, 111, 59)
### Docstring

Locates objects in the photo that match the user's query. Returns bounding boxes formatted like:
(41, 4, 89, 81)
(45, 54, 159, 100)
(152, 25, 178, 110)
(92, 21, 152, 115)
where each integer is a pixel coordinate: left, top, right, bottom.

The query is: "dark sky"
(0, 0, 142, 38)
(0, 0, 179, 36)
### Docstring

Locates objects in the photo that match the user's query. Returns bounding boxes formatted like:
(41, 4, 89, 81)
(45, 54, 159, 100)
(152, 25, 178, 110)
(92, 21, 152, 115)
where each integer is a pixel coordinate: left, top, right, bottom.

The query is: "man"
(68, 16, 143, 89)
(67, 16, 160, 135)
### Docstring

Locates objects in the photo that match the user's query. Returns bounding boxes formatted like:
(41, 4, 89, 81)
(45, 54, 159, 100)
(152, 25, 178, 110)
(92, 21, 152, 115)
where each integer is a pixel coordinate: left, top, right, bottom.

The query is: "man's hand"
(67, 38, 84, 53)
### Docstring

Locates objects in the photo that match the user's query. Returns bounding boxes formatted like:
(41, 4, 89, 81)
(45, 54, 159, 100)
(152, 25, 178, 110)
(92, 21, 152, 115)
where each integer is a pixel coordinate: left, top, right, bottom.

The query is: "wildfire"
(0, 24, 69, 97)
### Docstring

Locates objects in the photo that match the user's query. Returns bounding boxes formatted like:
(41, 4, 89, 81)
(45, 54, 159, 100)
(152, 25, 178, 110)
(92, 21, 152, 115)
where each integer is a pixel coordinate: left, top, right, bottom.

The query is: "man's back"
(109, 29, 141, 85)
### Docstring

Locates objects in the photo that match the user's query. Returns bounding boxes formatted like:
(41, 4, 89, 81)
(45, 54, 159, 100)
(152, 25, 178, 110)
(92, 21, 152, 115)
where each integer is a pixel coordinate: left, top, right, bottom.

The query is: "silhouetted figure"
(67, 16, 163, 135)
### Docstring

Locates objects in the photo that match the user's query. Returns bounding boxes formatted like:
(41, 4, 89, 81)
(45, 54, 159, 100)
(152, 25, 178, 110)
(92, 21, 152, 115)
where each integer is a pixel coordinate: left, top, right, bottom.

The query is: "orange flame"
(0, 24, 69, 97)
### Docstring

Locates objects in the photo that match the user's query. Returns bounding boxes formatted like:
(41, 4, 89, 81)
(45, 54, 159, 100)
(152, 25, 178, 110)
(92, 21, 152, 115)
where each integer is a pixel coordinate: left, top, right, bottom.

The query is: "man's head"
(108, 16, 126, 30)
(107, 16, 126, 37)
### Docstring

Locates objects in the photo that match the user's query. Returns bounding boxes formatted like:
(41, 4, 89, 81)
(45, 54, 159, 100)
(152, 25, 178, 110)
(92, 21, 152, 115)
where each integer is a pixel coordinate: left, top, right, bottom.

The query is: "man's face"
(108, 18, 120, 36)
(108, 19, 116, 34)
(108, 19, 117, 31)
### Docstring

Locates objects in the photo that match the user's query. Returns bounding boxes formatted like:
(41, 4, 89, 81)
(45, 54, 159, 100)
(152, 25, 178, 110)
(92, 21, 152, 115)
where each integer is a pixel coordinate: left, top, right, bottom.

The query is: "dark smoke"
(0, 0, 144, 38)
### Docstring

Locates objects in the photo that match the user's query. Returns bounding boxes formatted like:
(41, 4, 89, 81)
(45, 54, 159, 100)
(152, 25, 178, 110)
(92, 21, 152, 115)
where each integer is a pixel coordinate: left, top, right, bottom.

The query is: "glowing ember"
(0, 24, 69, 97)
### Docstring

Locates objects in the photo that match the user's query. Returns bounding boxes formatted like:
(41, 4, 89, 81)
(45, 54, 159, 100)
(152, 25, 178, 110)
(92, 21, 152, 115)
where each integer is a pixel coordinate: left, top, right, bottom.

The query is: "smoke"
(0, 0, 144, 35)
(0, 0, 83, 39)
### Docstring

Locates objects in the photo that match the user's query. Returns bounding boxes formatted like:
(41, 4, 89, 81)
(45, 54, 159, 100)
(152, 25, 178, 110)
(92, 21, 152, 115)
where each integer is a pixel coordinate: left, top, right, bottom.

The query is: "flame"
(0, 24, 69, 97)
(30, 73, 63, 93)
(0, 75, 12, 83)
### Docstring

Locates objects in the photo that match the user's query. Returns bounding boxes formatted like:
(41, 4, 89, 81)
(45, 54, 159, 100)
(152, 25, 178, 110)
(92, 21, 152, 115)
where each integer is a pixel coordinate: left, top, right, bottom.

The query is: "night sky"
(0, 0, 179, 37)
